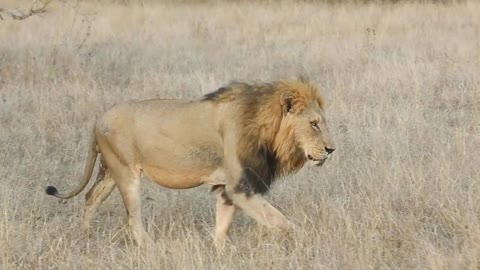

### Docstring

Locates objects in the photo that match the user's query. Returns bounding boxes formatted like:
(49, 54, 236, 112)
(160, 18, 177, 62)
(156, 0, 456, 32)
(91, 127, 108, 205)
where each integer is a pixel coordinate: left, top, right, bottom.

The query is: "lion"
(45, 77, 335, 246)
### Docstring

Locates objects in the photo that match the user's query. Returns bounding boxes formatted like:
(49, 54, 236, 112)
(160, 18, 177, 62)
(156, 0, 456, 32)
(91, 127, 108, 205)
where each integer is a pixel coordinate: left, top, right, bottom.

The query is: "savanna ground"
(1, 0, 479, 269)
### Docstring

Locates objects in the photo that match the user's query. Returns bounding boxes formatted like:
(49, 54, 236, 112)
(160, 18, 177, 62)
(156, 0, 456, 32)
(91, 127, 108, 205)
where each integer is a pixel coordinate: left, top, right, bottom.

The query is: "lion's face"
(288, 103, 335, 166)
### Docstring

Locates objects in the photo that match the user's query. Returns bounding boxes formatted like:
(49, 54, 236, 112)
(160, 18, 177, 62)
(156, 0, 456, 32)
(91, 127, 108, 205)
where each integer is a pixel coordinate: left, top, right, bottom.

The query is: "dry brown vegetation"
(1, 0, 480, 269)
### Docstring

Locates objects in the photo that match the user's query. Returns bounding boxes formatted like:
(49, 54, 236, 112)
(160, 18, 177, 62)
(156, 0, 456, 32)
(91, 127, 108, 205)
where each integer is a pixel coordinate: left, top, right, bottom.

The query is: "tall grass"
(1, 0, 479, 269)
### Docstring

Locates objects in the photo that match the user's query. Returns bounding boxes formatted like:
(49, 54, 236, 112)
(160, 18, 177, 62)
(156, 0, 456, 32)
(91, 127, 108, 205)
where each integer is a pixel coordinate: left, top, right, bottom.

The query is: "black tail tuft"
(46, 186, 58, 196)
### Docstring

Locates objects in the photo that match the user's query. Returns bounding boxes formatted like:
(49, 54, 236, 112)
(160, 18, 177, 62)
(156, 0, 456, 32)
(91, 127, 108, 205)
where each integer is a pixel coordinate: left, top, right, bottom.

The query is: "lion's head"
(205, 76, 335, 195)
(276, 81, 335, 167)
(272, 78, 335, 168)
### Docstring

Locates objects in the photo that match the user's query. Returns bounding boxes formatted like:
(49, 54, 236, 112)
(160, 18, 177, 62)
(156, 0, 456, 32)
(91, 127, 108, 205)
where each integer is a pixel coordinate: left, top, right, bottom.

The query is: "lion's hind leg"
(102, 157, 151, 246)
(82, 161, 116, 231)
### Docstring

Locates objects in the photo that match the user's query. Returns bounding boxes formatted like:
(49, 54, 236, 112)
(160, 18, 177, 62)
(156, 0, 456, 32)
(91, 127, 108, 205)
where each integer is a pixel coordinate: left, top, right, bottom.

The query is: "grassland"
(1, 0, 479, 269)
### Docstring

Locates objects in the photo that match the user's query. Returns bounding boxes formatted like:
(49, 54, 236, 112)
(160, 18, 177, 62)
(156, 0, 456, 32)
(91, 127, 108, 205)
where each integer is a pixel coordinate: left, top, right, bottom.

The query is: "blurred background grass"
(1, 0, 479, 269)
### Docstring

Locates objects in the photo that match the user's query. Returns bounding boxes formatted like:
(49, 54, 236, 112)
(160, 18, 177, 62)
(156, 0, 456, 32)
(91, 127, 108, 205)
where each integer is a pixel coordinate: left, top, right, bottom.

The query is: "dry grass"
(1, 0, 480, 269)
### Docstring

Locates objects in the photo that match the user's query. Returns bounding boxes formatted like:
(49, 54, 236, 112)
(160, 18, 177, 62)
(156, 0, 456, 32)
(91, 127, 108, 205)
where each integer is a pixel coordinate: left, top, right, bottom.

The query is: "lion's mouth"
(307, 154, 327, 166)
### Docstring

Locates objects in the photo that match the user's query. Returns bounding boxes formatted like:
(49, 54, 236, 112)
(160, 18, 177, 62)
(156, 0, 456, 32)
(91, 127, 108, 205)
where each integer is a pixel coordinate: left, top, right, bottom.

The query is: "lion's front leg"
(222, 131, 294, 232)
(212, 185, 236, 249)
(225, 189, 293, 231)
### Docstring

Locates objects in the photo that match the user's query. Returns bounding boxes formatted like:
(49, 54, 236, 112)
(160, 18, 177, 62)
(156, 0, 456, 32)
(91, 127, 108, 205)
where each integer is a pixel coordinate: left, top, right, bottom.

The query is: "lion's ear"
(280, 91, 299, 114)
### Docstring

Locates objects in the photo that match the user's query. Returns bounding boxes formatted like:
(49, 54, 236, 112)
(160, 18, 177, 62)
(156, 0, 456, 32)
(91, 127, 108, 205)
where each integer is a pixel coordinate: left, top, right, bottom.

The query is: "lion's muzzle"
(306, 147, 335, 166)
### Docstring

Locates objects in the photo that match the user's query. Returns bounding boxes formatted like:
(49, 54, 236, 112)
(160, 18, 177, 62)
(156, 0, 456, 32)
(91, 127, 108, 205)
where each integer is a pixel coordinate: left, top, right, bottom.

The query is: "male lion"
(46, 77, 335, 246)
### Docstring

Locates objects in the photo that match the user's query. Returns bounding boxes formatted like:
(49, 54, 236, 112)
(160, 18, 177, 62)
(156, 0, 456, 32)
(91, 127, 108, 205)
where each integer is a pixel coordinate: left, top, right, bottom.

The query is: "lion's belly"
(141, 164, 218, 189)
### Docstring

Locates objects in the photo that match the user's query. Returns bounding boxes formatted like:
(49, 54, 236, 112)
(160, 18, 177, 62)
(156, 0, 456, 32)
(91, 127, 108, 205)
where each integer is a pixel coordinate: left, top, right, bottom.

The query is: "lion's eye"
(310, 121, 319, 130)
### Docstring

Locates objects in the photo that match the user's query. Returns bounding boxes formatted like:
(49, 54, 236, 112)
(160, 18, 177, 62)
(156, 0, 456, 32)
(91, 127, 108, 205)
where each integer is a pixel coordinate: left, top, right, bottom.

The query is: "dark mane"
(202, 81, 261, 102)
(235, 146, 279, 195)
(202, 86, 233, 101)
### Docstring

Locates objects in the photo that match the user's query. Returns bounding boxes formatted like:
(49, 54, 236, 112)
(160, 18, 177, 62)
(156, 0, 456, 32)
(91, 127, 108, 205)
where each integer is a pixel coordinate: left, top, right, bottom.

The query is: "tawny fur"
(46, 77, 335, 247)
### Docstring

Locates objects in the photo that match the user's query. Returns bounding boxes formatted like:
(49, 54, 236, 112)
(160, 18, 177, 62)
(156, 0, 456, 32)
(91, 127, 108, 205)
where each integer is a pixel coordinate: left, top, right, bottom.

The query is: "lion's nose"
(325, 147, 335, 154)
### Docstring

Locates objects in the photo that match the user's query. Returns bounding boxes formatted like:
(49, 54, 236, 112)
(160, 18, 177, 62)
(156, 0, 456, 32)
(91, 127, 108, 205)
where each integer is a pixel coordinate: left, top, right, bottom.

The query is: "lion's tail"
(45, 127, 99, 199)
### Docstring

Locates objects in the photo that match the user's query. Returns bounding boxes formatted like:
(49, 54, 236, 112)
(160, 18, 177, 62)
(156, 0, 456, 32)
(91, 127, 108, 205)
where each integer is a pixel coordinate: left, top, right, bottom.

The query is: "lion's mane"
(203, 77, 325, 194)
